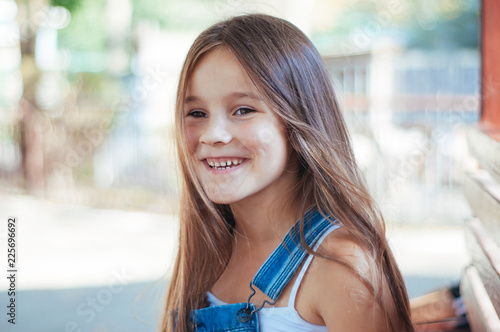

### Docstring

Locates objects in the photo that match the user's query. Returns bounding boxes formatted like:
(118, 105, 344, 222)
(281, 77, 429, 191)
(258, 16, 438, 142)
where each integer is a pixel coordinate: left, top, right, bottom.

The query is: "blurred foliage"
(57, 0, 107, 52)
(57, 0, 217, 55)
(312, 0, 479, 51)
(68, 72, 127, 101)
(130, 0, 215, 31)
(405, 0, 479, 48)
(57, 0, 243, 46)
(50, 0, 80, 13)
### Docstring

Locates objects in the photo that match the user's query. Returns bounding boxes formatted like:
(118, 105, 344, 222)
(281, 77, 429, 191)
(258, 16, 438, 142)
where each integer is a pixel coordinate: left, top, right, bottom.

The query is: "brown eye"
(188, 110, 208, 118)
(234, 107, 256, 116)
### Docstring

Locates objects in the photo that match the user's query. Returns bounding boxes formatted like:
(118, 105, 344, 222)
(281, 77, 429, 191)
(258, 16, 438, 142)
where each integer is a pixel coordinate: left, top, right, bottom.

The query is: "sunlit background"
(0, 0, 479, 331)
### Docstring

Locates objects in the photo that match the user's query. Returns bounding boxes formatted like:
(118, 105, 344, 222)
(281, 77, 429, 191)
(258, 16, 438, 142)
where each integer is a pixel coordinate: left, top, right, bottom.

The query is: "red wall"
(481, 0, 500, 128)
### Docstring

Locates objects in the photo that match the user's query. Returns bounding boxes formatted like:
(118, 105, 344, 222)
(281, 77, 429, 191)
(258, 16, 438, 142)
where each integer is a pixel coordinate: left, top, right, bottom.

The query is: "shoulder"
(297, 226, 397, 331)
(317, 226, 374, 277)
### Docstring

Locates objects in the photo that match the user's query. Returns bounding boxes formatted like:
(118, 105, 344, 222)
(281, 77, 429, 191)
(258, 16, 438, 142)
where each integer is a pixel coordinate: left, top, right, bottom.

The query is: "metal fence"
(324, 48, 479, 223)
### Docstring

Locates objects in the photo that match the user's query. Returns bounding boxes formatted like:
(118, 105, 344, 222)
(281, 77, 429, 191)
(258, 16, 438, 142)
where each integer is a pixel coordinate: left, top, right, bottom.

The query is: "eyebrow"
(230, 91, 263, 101)
(184, 95, 200, 104)
(184, 91, 263, 104)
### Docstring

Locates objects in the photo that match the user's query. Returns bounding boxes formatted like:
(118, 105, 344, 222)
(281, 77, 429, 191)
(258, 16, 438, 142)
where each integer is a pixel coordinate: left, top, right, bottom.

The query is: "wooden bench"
(462, 127, 500, 331)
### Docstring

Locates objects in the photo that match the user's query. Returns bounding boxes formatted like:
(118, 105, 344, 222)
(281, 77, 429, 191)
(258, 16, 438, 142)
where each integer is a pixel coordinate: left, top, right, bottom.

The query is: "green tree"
(16, 0, 81, 195)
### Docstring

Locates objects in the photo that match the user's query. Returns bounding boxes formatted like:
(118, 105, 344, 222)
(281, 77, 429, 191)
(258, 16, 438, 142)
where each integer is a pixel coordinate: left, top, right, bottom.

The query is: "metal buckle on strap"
(236, 282, 277, 323)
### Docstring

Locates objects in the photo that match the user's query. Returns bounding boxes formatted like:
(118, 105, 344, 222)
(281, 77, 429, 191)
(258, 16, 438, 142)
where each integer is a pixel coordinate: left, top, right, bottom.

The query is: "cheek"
(241, 124, 288, 162)
(239, 124, 273, 150)
(185, 125, 202, 152)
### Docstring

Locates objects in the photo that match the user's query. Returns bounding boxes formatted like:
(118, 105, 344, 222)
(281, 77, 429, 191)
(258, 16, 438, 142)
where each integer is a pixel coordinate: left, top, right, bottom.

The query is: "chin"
(205, 190, 239, 205)
(201, 181, 247, 205)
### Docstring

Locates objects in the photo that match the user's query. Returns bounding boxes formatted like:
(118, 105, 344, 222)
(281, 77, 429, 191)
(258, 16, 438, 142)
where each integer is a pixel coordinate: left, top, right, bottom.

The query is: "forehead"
(186, 47, 258, 97)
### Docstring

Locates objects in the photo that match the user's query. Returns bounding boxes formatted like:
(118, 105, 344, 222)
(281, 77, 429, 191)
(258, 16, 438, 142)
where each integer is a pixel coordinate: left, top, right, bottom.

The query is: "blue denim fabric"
(189, 208, 338, 332)
(190, 303, 260, 332)
(252, 209, 336, 302)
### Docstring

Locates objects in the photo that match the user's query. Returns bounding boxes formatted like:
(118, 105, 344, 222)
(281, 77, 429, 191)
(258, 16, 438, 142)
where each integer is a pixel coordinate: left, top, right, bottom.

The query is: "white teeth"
(207, 158, 244, 169)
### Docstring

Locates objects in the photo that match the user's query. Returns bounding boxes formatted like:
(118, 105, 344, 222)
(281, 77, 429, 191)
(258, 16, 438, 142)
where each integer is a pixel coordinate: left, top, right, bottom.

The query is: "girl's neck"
(230, 190, 300, 247)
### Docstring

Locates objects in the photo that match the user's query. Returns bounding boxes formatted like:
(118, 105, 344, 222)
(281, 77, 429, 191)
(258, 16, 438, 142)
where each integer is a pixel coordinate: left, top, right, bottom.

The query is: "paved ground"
(0, 194, 468, 332)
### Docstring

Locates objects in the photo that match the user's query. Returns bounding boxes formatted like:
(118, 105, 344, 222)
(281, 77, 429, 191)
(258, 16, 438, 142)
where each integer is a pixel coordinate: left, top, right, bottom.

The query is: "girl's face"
(183, 47, 297, 205)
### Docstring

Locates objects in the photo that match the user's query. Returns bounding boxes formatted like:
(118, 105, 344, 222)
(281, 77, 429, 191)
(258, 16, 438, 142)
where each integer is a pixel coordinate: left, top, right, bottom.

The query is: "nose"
(199, 114, 232, 145)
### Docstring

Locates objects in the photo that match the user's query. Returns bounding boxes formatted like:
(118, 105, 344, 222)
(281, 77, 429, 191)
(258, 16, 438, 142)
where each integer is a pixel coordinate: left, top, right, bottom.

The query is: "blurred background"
(0, 0, 479, 331)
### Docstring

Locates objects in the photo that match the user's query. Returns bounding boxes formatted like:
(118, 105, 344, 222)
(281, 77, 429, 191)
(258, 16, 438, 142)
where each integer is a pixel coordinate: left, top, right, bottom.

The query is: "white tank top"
(207, 228, 335, 331)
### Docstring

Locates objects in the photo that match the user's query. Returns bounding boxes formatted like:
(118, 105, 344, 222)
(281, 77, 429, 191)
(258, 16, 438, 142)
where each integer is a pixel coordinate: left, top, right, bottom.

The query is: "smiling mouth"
(206, 158, 244, 170)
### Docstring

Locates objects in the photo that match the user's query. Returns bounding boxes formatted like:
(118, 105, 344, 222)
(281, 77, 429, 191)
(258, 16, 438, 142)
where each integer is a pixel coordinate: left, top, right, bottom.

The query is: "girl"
(162, 14, 414, 332)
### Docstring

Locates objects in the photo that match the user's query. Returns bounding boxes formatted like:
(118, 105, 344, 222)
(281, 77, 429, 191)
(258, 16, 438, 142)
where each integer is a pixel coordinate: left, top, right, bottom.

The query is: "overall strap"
(251, 208, 338, 303)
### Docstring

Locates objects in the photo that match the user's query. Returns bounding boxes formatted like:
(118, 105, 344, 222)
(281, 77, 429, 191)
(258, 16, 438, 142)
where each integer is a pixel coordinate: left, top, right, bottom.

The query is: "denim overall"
(189, 209, 338, 331)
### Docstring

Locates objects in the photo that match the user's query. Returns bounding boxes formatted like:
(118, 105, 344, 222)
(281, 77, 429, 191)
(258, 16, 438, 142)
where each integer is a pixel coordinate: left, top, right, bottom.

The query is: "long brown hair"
(162, 14, 413, 332)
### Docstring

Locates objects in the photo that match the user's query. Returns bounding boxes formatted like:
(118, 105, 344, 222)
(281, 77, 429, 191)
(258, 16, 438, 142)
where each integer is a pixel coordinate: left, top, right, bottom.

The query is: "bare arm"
(297, 228, 401, 331)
